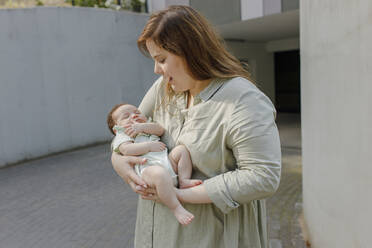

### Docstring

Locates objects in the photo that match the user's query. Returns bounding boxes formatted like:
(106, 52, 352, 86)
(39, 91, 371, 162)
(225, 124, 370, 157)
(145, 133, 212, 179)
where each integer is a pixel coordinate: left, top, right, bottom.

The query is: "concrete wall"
(0, 7, 157, 167)
(225, 40, 275, 103)
(149, 0, 299, 23)
(301, 0, 372, 247)
(148, 0, 189, 13)
(281, 0, 299, 12)
(190, 0, 241, 25)
(265, 37, 299, 53)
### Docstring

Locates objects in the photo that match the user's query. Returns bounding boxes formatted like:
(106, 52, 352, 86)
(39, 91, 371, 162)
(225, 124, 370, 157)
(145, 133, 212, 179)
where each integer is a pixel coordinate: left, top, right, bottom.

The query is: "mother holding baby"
(111, 5, 281, 248)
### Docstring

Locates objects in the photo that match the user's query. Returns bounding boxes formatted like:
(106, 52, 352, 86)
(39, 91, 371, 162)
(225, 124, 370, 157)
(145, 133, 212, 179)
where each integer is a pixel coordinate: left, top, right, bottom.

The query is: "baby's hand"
(124, 123, 144, 138)
(148, 141, 166, 152)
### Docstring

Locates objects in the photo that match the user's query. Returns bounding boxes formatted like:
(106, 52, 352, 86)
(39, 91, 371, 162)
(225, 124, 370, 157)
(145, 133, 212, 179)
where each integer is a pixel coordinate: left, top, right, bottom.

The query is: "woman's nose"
(154, 62, 162, 75)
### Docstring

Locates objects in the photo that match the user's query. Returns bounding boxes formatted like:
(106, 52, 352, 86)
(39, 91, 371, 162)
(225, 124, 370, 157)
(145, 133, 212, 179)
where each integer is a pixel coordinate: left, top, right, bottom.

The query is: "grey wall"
(301, 0, 372, 247)
(281, 0, 299, 12)
(148, 0, 189, 13)
(190, 0, 241, 25)
(0, 7, 157, 167)
(225, 40, 275, 103)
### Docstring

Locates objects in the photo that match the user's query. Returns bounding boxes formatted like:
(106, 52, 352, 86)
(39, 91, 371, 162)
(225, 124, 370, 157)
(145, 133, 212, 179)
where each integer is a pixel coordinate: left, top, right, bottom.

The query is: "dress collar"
(196, 78, 226, 103)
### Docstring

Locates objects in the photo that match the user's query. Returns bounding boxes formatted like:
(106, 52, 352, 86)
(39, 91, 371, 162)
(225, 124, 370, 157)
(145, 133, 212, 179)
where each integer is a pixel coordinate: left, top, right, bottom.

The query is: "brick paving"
(267, 147, 305, 248)
(267, 113, 305, 248)
(0, 145, 138, 248)
(0, 113, 304, 248)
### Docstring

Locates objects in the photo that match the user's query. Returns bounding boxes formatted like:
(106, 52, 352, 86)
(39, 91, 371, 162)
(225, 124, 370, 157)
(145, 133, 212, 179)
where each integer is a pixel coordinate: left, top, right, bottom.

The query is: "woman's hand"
(111, 152, 148, 194)
(140, 187, 159, 201)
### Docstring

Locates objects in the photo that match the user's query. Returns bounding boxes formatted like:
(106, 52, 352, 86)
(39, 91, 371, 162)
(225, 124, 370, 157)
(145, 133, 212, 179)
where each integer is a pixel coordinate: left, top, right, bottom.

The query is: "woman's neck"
(187, 78, 213, 108)
(188, 78, 212, 97)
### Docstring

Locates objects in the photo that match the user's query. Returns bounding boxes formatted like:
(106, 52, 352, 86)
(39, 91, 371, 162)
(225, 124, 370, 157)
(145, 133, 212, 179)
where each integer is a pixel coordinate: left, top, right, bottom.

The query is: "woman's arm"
(138, 77, 163, 118)
(202, 89, 281, 214)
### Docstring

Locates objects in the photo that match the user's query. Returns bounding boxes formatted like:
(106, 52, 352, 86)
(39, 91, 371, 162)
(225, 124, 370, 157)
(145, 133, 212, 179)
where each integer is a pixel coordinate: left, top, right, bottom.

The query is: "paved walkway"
(0, 113, 304, 248)
(267, 113, 306, 248)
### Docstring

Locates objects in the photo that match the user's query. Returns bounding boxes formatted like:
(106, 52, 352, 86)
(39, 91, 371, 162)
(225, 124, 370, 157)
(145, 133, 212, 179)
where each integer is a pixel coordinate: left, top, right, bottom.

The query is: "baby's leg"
(141, 165, 194, 225)
(169, 145, 202, 189)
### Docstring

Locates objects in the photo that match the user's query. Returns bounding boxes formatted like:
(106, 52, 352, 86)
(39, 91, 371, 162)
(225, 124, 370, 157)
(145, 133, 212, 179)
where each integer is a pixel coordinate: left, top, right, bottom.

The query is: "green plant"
(131, 0, 141, 12)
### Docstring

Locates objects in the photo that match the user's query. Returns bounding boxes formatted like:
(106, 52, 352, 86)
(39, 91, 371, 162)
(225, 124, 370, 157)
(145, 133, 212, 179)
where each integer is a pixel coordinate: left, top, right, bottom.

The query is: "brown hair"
(107, 103, 127, 135)
(137, 5, 253, 91)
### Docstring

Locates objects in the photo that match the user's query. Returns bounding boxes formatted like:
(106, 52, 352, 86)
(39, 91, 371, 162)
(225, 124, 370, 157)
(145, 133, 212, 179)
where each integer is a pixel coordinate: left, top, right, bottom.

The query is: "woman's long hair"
(137, 5, 253, 99)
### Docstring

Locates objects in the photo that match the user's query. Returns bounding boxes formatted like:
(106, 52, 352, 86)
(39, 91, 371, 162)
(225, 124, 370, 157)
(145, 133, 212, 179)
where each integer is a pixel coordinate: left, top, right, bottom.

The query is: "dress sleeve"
(138, 77, 163, 119)
(203, 89, 282, 214)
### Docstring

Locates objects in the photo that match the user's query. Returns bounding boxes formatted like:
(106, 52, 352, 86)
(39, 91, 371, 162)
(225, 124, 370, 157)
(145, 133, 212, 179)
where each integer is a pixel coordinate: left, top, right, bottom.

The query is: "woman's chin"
(170, 85, 184, 93)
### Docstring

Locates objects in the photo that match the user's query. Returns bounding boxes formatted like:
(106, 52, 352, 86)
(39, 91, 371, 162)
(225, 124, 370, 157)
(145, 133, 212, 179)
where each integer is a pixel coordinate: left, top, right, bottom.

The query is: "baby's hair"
(107, 103, 128, 135)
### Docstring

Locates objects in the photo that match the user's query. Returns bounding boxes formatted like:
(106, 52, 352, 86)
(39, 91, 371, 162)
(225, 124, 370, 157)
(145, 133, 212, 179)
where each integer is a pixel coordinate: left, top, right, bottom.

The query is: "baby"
(107, 103, 202, 225)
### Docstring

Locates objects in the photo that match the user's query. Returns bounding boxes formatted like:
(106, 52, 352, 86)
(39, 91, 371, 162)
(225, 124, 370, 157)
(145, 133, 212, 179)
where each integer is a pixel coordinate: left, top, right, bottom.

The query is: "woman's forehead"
(146, 39, 164, 58)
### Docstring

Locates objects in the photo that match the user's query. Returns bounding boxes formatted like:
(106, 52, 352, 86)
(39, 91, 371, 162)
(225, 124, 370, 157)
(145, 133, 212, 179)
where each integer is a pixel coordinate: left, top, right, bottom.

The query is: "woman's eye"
(159, 59, 165, 63)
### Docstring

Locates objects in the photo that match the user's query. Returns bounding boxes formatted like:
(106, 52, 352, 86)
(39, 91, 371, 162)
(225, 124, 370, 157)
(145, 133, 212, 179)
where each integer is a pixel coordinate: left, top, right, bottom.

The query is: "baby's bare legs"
(141, 165, 193, 225)
(169, 145, 203, 189)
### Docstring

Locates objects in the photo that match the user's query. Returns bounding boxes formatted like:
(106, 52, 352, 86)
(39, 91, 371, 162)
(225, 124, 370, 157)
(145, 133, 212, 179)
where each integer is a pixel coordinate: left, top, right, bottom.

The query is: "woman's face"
(146, 39, 195, 93)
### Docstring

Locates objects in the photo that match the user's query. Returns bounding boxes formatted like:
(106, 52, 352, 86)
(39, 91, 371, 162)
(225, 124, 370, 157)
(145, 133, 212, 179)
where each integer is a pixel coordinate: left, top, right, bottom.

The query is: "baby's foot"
(173, 205, 194, 225)
(179, 179, 203, 189)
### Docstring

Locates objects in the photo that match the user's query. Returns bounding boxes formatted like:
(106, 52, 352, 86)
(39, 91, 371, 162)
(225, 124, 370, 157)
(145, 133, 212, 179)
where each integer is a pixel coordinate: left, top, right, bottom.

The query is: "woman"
(112, 5, 281, 248)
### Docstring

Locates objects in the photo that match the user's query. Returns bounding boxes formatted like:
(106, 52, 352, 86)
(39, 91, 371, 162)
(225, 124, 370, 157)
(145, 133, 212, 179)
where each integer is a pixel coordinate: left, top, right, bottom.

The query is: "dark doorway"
(274, 50, 301, 113)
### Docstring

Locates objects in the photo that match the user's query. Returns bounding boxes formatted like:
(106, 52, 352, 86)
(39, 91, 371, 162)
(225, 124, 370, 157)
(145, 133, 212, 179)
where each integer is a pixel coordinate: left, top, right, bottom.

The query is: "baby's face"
(112, 104, 147, 126)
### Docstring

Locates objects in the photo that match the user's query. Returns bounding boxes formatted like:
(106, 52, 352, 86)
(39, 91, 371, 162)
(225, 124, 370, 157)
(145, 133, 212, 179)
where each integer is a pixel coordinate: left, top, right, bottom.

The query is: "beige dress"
(135, 76, 281, 248)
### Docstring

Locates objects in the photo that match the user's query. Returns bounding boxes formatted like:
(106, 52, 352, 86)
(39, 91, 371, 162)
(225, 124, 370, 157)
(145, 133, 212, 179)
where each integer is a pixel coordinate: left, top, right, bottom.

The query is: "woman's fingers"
(111, 153, 148, 189)
(128, 180, 140, 193)
(141, 194, 159, 202)
(127, 168, 147, 187)
(143, 187, 157, 195)
(125, 157, 147, 187)
(126, 156, 147, 165)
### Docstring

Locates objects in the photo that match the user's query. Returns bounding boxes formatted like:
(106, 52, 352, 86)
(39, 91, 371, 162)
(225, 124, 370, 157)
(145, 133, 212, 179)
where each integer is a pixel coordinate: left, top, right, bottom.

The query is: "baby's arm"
(125, 122, 165, 137)
(119, 141, 166, 156)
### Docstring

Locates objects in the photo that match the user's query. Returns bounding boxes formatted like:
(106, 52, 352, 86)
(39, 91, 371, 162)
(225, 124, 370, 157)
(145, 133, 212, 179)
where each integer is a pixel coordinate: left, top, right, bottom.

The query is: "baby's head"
(107, 103, 147, 135)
